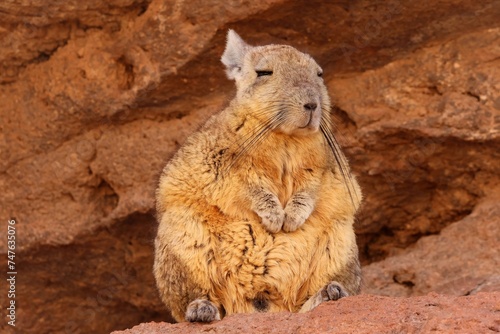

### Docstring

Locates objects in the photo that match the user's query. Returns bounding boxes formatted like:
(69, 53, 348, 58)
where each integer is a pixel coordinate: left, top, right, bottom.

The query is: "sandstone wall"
(1, 0, 499, 333)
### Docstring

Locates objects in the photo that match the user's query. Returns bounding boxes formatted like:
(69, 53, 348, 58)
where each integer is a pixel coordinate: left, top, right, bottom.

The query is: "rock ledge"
(113, 292, 500, 334)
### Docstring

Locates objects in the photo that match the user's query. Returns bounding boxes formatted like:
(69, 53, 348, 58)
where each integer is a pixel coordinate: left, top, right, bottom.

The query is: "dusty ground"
(0, 0, 499, 333)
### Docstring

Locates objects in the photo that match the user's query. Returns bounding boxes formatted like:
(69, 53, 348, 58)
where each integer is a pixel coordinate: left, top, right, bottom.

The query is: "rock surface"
(112, 293, 500, 334)
(362, 191, 500, 297)
(1, 0, 499, 333)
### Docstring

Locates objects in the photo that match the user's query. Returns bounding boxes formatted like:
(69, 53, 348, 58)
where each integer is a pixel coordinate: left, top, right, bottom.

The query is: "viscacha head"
(221, 30, 331, 136)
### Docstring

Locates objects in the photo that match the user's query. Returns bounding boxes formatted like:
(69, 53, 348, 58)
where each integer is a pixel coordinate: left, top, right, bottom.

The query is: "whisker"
(319, 117, 360, 207)
(222, 111, 284, 175)
(231, 116, 281, 163)
(325, 105, 356, 149)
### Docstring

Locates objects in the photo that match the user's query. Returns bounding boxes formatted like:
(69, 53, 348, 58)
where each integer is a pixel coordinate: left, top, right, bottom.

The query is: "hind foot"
(185, 299, 221, 322)
(299, 281, 349, 313)
(320, 281, 349, 301)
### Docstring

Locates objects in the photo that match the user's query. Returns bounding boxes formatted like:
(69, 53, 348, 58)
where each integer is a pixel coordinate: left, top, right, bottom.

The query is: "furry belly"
(207, 216, 348, 314)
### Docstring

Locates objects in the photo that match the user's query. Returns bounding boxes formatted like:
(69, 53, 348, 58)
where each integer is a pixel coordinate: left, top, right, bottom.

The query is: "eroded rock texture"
(1, 0, 499, 333)
(111, 293, 500, 334)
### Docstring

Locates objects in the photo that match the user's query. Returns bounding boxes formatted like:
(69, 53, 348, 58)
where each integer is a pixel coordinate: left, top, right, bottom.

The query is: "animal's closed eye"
(256, 70, 273, 77)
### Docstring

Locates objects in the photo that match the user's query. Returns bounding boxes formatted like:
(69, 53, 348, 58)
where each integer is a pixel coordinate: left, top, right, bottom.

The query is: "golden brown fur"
(154, 30, 362, 322)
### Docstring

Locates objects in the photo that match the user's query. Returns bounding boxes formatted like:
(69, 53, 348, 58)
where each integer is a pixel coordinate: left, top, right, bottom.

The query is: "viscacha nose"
(303, 103, 317, 112)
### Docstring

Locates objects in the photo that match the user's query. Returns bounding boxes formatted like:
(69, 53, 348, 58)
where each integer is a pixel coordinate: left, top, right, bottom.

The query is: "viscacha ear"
(221, 30, 251, 80)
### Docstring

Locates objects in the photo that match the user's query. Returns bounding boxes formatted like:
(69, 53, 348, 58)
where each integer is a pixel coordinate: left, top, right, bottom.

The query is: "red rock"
(112, 293, 500, 334)
(333, 26, 500, 262)
(1, 0, 499, 333)
(363, 191, 500, 297)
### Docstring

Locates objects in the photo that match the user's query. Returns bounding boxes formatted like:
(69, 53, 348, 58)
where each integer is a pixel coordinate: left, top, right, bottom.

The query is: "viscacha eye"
(256, 70, 273, 77)
(317, 71, 323, 77)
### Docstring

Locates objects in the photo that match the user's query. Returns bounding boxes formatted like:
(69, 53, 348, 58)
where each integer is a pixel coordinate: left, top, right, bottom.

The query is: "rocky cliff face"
(1, 0, 499, 333)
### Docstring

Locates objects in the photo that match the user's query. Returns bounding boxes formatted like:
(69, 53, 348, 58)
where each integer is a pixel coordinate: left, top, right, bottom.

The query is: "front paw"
(283, 198, 313, 232)
(260, 207, 285, 233)
(185, 299, 221, 322)
(283, 209, 308, 232)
